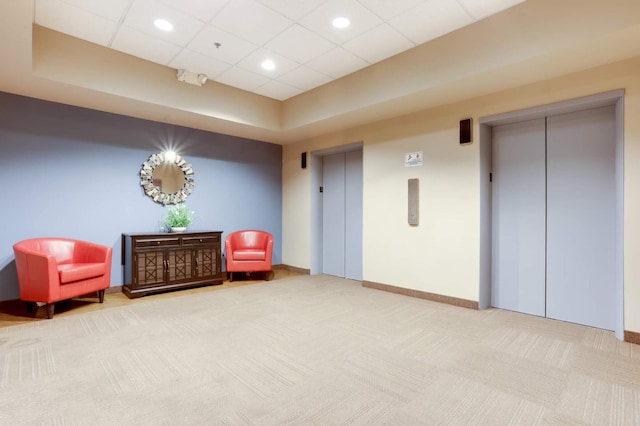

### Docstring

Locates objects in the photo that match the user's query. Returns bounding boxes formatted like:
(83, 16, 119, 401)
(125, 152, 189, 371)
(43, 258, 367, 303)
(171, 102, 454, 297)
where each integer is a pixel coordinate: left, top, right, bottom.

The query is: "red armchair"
(13, 238, 112, 318)
(225, 230, 273, 282)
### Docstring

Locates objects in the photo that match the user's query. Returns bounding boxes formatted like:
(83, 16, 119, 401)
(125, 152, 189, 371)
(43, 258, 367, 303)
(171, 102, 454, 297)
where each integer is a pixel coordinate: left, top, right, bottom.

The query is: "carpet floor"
(1, 274, 639, 425)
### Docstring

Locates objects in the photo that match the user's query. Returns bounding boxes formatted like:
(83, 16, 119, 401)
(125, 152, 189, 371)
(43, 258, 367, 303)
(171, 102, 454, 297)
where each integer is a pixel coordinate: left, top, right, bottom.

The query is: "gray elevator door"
(322, 151, 363, 280)
(322, 153, 346, 277)
(492, 118, 547, 316)
(492, 106, 616, 330)
(546, 106, 616, 330)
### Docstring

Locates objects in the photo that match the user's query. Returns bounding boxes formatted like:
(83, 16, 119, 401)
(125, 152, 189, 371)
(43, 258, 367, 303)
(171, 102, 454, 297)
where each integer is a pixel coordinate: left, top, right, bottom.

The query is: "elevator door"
(322, 151, 363, 280)
(492, 106, 616, 330)
(545, 106, 616, 330)
(491, 118, 547, 316)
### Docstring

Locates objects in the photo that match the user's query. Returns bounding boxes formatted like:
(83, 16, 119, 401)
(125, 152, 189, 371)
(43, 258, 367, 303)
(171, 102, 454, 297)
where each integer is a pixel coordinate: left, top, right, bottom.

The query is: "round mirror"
(140, 152, 194, 204)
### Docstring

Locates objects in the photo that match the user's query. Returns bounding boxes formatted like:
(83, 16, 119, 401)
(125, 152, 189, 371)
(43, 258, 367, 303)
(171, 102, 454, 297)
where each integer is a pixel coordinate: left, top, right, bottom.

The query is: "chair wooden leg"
(98, 289, 105, 303)
(26, 301, 36, 315)
(46, 303, 55, 319)
(228, 272, 233, 282)
(265, 271, 270, 281)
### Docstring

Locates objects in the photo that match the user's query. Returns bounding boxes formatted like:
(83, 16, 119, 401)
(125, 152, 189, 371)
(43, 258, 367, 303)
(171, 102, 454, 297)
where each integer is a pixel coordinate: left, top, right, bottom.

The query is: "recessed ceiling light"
(154, 19, 173, 32)
(332, 16, 350, 29)
(261, 59, 276, 71)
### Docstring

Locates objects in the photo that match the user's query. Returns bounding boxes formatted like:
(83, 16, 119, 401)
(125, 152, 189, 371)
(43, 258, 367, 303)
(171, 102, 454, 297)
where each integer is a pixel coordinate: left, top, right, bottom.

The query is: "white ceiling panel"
(112, 25, 182, 65)
(169, 49, 231, 79)
(266, 25, 335, 64)
(356, 0, 426, 20)
(343, 23, 415, 64)
(35, 0, 118, 46)
(279, 66, 332, 90)
(156, 0, 230, 22)
(391, 1, 474, 45)
(300, 0, 383, 44)
(52, 0, 131, 22)
(34, 0, 527, 100)
(187, 25, 258, 66)
(307, 47, 369, 78)
(237, 48, 299, 79)
(257, 0, 326, 21)
(211, 0, 294, 46)
(216, 66, 271, 91)
(254, 80, 303, 100)
(457, 0, 526, 20)
(123, 0, 206, 46)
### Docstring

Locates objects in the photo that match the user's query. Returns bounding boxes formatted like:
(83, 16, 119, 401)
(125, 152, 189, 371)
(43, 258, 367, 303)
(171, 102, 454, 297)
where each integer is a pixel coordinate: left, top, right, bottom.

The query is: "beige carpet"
(1, 274, 639, 425)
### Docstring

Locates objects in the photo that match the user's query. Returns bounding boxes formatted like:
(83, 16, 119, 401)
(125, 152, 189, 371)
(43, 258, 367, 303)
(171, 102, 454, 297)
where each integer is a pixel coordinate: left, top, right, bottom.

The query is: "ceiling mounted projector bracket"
(177, 69, 208, 87)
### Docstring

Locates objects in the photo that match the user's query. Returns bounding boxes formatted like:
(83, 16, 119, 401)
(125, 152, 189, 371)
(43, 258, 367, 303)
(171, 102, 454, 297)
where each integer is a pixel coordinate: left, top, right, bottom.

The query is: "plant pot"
(171, 227, 187, 233)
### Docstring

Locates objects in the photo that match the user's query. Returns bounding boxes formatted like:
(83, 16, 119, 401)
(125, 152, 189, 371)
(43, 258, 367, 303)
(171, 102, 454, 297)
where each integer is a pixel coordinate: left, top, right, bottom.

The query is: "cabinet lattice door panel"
(168, 249, 193, 282)
(195, 246, 218, 279)
(122, 231, 223, 298)
(135, 250, 165, 287)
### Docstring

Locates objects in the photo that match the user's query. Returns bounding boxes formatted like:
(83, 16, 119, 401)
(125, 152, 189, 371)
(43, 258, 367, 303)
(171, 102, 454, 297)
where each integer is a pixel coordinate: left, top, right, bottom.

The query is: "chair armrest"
(265, 238, 273, 268)
(225, 239, 235, 262)
(13, 249, 60, 302)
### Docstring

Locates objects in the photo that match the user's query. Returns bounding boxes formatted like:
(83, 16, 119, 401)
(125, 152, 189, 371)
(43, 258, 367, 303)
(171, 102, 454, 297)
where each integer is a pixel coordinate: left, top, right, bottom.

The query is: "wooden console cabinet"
(122, 231, 223, 298)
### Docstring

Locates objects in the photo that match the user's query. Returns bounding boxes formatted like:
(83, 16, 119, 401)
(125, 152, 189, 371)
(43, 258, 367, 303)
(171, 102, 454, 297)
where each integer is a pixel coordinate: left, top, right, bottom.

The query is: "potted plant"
(163, 204, 195, 232)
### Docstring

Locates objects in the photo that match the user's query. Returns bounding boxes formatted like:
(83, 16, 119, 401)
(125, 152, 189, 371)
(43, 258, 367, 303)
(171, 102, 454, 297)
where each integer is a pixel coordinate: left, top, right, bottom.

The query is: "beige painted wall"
(283, 56, 640, 333)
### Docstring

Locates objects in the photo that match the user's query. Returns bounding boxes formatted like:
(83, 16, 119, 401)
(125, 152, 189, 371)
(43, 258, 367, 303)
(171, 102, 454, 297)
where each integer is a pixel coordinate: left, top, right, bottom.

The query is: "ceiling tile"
(266, 24, 335, 64)
(211, 0, 294, 46)
(343, 23, 415, 64)
(256, 0, 325, 20)
(33, 0, 529, 101)
(156, 0, 230, 22)
(390, 1, 474, 45)
(299, 0, 383, 44)
(48, 0, 132, 21)
(355, 0, 425, 20)
(35, 0, 118, 46)
(278, 66, 332, 90)
(216, 66, 271, 91)
(112, 26, 182, 65)
(254, 80, 303, 100)
(237, 48, 299, 79)
(169, 49, 231, 78)
(306, 47, 369, 78)
(123, 0, 206, 46)
(457, 0, 526, 20)
(188, 24, 258, 65)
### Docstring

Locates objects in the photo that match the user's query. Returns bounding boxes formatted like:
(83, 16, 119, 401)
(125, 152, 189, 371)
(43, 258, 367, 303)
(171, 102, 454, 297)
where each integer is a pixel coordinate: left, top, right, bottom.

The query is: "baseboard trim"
(362, 280, 479, 310)
(275, 264, 310, 275)
(105, 285, 123, 295)
(624, 330, 640, 345)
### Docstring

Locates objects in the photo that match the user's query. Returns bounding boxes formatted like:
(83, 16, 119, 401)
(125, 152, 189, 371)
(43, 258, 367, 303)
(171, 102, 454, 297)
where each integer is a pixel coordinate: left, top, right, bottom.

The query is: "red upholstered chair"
(225, 230, 273, 282)
(13, 238, 112, 318)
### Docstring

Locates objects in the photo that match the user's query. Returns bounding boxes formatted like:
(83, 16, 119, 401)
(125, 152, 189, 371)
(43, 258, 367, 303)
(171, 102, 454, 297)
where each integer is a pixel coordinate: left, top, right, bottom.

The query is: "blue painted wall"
(0, 92, 282, 301)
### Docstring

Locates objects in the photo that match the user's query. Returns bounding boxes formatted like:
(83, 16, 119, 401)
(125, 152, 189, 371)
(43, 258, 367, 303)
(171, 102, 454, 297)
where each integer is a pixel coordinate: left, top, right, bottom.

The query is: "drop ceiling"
(34, 0, 526, 101)
(2, 1, 640, 144)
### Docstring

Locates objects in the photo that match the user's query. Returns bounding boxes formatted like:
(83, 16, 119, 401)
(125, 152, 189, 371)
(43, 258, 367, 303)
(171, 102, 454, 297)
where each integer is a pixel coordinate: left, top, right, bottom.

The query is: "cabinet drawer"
(134, 237, 180, 248)
(182, 235, 220, 245)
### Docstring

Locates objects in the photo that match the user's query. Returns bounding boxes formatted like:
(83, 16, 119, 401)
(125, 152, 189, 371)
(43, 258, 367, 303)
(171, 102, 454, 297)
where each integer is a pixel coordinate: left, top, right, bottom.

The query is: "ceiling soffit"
(9, 0, 640, 144)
